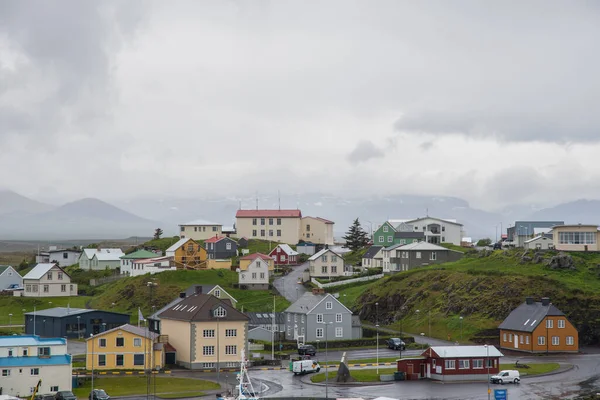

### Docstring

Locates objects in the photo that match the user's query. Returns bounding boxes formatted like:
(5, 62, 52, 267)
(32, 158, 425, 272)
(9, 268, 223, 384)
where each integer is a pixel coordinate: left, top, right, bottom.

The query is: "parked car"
(298, 344, 316, 356)
(89, 389, 110, 400)
(490, 370, 520, 384)
(386, 338, 406, 350)
(292, 359, 321, 375)
(492, 242, 502, 250)
(35, 395, 55, 400)
(55, 391, 77, 400)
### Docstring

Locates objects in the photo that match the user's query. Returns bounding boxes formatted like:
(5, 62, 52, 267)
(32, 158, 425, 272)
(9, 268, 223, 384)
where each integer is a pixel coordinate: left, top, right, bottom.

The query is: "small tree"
(343, 218, 370, 251)
(153, 228, 163, 240)
(477, 238, 492, 246)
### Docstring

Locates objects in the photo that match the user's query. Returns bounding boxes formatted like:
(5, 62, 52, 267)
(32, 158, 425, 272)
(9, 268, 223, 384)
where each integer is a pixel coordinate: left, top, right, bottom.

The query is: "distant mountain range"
(1, 189, 598, 241)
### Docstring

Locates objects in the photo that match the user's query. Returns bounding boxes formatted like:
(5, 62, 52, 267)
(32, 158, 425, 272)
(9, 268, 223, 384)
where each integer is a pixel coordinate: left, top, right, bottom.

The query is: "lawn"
(499, 362, 560, 376)
(310, 368, 396, 383)
(72, 376, 220, 398)
(0, 296, 92, 325)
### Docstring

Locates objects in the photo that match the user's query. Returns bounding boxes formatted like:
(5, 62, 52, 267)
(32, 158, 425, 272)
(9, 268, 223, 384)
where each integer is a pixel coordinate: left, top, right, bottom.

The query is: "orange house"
(165, 238, 208, 269)
(499, 297, 578, 353)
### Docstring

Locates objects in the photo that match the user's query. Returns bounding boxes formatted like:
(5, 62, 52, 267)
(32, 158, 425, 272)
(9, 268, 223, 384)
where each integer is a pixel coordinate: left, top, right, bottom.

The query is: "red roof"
(204, 236, 227, 243)
(236, 209, 302, 218)
(240, 252, 273, 261)
(164, 343, 177, 352)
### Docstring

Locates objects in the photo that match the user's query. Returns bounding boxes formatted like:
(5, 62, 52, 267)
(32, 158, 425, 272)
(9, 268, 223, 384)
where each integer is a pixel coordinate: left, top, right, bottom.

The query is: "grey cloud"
(420, 141, 434, 151)
(347, 140, 385, 165)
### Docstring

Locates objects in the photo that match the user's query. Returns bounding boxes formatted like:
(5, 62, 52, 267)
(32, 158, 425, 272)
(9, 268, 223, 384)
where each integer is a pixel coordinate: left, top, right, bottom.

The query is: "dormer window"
(214, 289, 221, 298)
(213, 306, 226, 318)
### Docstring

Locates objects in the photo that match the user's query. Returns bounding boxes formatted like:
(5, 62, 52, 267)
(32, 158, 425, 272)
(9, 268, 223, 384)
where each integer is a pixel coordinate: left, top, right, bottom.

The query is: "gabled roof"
(240, 253, 273, 261)
(158, 294, 248, 322)
(236, 209, 302, 218)
(94, 251, 125, 261)
(0, 265, 20, 277)
(184, 284, 237, 303)
(205, 236, 236, 244)
(405, 217, 463, 226)
(180, 219, 222, 226)
(423, 345, 504, 359)
(245, 312, 285, 326)
(121, 250, 161, 260)
(525, 235, 552, 244)
(270, 244, 298, 256)
(48, 249, 81, 254)
(302, 216, 334, 224)
(165, 238, 195, 253)
(499, 299, 565, 333)
(393, 242, 455, 252)
(83, 248, 124, 259)
(362, 246, 383, 259)
(23, 263, 68, 280)
(85, 323, 158, 341)
(284, 292, 352, 315)
(133, 256, 171, 265)
(308, 248, 341, 261)
(24, 307, 129, 318)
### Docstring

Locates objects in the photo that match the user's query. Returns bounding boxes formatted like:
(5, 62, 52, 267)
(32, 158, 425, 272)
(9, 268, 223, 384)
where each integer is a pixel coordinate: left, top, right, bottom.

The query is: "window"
(116, 337, 125, 347)
(416, 252, 421, 259)
(331, 255, 337, 262)
(335, 327, 343, 337)
(444, 360, 455, 369)
(116, 354, 124, 366)
(459, 360, 470, 369)
(43, 285, 49, 293)
(401, 251, 408, 258)
(546, 319, 553, 329)
(331, 265, 337, 273)
(261, 218, 265, 225)
(326, 302, 333, 310)
(214, 289, 221, 297)
(486, 359, 494, 368)
(61, 284, 66, 292)
(430, 252, 437, 261)
(538, 336, 545, 345)
(277, 218, 281, 225)
(268, 218, 273, 225)
(260, 272, 265, 279)
(473, 359, 483, 369)
(51, 386, 59, 392)
(131, 354, 145, 366)
(387, 236, 393, 243)
(31, 368, 39, 376)
(134, 338, 142, 347)
(269, 230, 273, 237)
(252, 230, 257, 236)
(520, 335, 524, 344)
(58, 272, 63, 279)
(321, 255, 328, 262)
(38, 347, 50, 357)
(260, 230, 265, 237)
(213, 307, 226, 318)
(202, 363, 215, 368)
(226, 329, 237, 337)
(203, 346, 215, 356)
(2, 369, 10, 376)
(47, 272, 52, 280)
(287, 314, 290, 322)
(509, 333, 512, 341)
(252, 218, 257, 225)
(316, 328, 324, 338)
(567, 336, 574, 345)
(383, 225, 388, 232)
(277, 230, 281, 237)
(212, 226, 218, 232)
(316, 314, 323, 323)
(23, 349, 28, 356)
(98, 338, 106, 347)
(98, 355, 106, 366)
(558, 319, 565, 329)
(225, 345, 237, 355)
(503, 333, 507, 342)
(526, 336, 530, 344)
(294, 314, 297, 322)
(378, 236, 384, 243)
(552, 336, 560, 346)
(181, 226, 185, 232)
(226, 242, 232, 250)
(321, 266, 327, 274)
(301, 315, 304, 323)
(252, 272, 257, 279)
(558, 231, 597, 245)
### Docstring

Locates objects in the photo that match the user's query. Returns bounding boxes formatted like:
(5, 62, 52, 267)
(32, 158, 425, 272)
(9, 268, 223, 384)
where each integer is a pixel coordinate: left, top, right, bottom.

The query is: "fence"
(311, 273, 384, 288)
(89, 274, 126, 286)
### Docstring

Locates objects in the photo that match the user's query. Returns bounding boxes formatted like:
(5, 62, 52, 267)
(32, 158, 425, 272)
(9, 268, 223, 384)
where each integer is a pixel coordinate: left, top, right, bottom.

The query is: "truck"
(292, 359, 321, 375)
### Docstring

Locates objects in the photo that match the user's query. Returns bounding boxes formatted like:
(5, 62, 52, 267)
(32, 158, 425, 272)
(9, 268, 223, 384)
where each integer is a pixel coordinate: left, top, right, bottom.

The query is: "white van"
(490, 370, 520, 384)
(292, 360, 321, 375)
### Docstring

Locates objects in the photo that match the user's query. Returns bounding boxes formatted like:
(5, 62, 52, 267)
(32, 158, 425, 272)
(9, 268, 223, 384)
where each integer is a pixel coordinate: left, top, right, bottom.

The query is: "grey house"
(204, 236, 238, 259)
(284, 290, 358, 342)
(0, 265, 22, 290)
(388, 242, 463, 272)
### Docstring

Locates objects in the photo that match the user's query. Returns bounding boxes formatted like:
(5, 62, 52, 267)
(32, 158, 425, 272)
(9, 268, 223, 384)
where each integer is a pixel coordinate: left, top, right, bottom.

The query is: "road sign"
(494, 388, 508, 400)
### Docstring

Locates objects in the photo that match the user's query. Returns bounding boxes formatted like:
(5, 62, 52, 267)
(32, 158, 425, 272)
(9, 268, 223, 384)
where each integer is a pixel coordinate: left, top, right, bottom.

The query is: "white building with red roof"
(268, 244, 299, 265)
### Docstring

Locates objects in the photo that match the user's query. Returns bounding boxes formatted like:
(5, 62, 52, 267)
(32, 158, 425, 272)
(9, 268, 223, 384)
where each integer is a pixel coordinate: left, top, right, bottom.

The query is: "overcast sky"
(1, 0, 599, 211)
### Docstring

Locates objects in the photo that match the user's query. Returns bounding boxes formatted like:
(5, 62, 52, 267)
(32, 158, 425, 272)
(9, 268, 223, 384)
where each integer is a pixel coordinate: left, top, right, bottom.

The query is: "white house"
(0, 335, 72, 396)
(0, 266, 22, 290)
(179, 219, 223, 241)
(21, 264, 78, 297)
(120, 250, 162, 275)
(525, 235, 554, 250)
(36, 247, 81, 267)
(130, 256, 176, 277)
(238, 257, 270, 290)
(308, 248, 349, 278)
(388, 217, 464, 246)
(78, 248, 124, 270)
(361, 246, 384, 268)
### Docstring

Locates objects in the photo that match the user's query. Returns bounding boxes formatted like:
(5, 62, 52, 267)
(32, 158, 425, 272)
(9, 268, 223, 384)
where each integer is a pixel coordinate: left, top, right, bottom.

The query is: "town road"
(273, 262, 308, 302)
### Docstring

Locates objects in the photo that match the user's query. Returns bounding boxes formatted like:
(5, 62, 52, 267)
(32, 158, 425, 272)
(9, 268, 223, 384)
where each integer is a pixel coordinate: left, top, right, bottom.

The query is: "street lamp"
(77, 316, 81, 339)
(376, 302, 379, 375)
(102, 323, 106, 332)
(459, 316, 464, 343)
(485, 344, 490, 400)
(146, 281, 158, 400)
(320, 320, 334, 399)
(90, 334, 95, 396)
(8, 313, 12, 327)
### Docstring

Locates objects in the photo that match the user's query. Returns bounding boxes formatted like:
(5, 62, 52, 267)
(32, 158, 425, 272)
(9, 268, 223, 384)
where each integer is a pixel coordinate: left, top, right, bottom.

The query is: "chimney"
(195, 285, 202, 294)
(541, 297, 550, 306)
(179, 292, 186, 299)
(525, 297, 534, 305)
(312, 288, 324, 295)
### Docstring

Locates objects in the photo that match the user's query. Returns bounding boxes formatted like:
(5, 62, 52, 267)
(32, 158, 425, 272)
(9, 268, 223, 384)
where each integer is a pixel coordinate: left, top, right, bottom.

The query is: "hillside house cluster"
(362, 242, 464, 273)
(373, 217, 464, 247)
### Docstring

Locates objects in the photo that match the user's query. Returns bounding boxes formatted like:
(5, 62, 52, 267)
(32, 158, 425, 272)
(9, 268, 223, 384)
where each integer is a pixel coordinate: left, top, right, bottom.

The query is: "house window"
(194, 227, 198, 232)
(546, 319, 553, 329)
(383, 225, 388, 232)
(401, 251, 408, 258)
(335, 327, 343, 337)
(50, 386, 59, 393)
(134, 338, 142, 347)
(444, 360, 455, 369)
(2, 369, 10, 376)
(399, 239, 406, 244)
(70, 284, 74, 291)
(214, 289, 221, 297)
(321, 255, 328, 262)
(252, 230, 257, 236)
(387, 236, 393, 243)
(214, 307, 227, 318)
(269, 230, 274, 237)
(43, 285, 49, 293)
(252, 272, 257, 279)
(415, 252, 421, 259)
(31, 368, 39, 375)
(277, 230, 281, 237)
(538, 336, 545, 345)
(23, 349, 27, 356)
(301, 315, 304, 323)
(326, 302, 333, 310)
(226, 329, 237, 337)
(473, 359, 483, 369)
(520, 335, 524, 344)
(567, 336, 574, 345)
(321, 266, 327, 274)
(502, 333, 507, 342)
(261, 230, 265, 237)
(316, 328, 324, 338)
(558, 319, 565, 329)
(116, 354, 124, 366)
(269, 218, 274, 225)
(331, 266, 337, 273)
(201, 363, 215, 368)
(98, 355, 106, 366)
(287, 314, 290, 322)
(277, 218, 282, 225)
(47, 272, 53, 280)
(260, 272, 265, 279)
(378, 236, 384, 243)
(116, 337, 125, 347)
(212, 226, 218, 232)
(252, 219, 257, 226)
(552, 336, 560, 346)
(38, 347, 50, 357)
(317, 314, 323, 323)
(459, 360, 470, 369)
(261, 218, 265, 225)
(526, 336, 530, 344)
(331, 255, 337, 262)
(226, 345, 237, 355)
(134, 354, 145, 366)
(226, 243, 232, 250)
(486, 359, 494, 368)
(430, 252, 437, 261)
(509, 333, 512, 341)
(99, 338, 106, 347)
(58, 272, 63, 279)
(61, 285, 66, 292)
(181, 226, 185, 232)
(203, 346, 215, 356)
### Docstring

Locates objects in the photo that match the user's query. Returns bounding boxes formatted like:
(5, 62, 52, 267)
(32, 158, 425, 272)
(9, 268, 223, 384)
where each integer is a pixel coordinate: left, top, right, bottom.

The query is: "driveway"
(68, 339, 86, 355)
(273, 262, 308, 302)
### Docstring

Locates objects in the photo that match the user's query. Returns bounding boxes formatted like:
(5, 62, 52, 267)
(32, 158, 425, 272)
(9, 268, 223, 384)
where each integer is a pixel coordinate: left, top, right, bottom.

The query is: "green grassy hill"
(335, 248, 600, 345)
(0, 296, 92, 326)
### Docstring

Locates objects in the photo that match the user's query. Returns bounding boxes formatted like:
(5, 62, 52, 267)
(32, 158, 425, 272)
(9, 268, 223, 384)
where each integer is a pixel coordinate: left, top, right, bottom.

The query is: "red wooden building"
(397, 345, 503, 381)
(268, 244, 299, 265)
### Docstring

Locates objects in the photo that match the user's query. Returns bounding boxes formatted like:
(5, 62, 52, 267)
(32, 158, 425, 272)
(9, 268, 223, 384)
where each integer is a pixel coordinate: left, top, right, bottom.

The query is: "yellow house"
(85, 324, 164, 370)
(239, 253, 274, 273)
(159, 293, 249, 370)
(165, 238, 208, 269)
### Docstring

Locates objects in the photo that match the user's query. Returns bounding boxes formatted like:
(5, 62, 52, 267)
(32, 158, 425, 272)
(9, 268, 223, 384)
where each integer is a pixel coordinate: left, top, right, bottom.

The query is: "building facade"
(507, 221, 565, 247)
(38, 248, 81, 267)
(268, 244, 299, 266)
(373, 222, 397, 247)
(308, 248, 347, 278)
(239, 253, 274, 274)
(130, 256, 176, 277)
(499, 297, 579, 353)
(165, 238, 208, 269)
(374, 218, 462, 246)
(300, 217, 334, 245)
(235, 209, 303, 244)
(361, 246, 383, 268)
(385, 242, 464, 273)
(79, 248, 124, 270)
(238, 258, 270, 290)
(204, 236, 238, 259)
(524, 236, 554, 250)
(179, 219, 223, 241)
(0, 265, 22, 290)
(0, 335, 72, 396)
(551, 224, 600, 252)
(25, 307, 131, 338)
(120, 250, 162, 275)
(21, 264, 78, 297)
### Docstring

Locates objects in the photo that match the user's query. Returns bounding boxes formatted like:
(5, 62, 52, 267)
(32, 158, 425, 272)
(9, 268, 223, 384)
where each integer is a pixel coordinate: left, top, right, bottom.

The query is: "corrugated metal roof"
(83, 248, 123, 258)
(24, 307, 129, 318)
(245, 312, 285, 326)
(499, 300, 565, 332)
(362, 246, 383, 259)
(22, 263, 60, 280)
(236, 209, 302, 218)
(180, 219, 222, 226)
(94, 249, 125, 261)
(121, 250, 161, 259)
(284, 292, 328, 314)
(165, 238, 193, 253)
(240, 253, 273, 261)
(0, 354, 71, 367)
(85, 323, 159, 340)
(425, 345, 504, 358)
(271, 244, 298, 256)
(158, 294, 248, 322)
(393, 242, 453, 251)
(0, 335, 66, 347)
(308, 248, 341, 261)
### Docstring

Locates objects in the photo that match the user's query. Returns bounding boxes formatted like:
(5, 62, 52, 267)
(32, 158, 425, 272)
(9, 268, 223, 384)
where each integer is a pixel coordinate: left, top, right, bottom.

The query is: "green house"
(373, 221, 397, 246)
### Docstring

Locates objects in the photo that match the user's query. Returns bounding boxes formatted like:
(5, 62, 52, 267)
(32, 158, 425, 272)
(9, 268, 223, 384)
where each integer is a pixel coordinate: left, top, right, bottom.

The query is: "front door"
(420, 364, 426, 378)
(407, 364, 414, 375)
(514, 335, 519, 349)
(427, 363, 431, 378)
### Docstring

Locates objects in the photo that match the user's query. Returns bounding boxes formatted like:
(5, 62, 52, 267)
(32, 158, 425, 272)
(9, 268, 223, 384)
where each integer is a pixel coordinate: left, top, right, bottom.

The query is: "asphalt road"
(273, 262, 308, 302)
(68, 339, 86, 355)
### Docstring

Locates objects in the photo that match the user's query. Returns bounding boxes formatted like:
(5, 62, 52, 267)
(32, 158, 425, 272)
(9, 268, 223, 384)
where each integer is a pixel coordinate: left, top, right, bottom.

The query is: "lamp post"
(376, 302, 379, 375)
(416, 309, 420, 334)
(428, 310, 431, 338)
(146, 281, 158, 400)
(77, 316, 81, 339)
(321, 320, 333, 399)
(102, 323, 106, 332)
(90, 333, 95, 396)
(8, 313, 12, 327)
(459, 316, 464, 343)
(485, 344, 490, 400)
(399, 306, 405, 361)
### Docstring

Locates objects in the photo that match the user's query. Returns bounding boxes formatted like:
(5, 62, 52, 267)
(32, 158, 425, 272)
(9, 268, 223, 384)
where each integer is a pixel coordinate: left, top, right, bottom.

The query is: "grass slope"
(72, 376, 219, 398)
